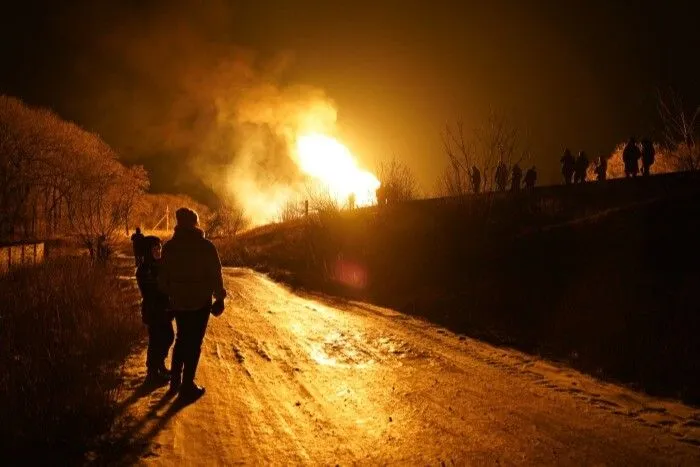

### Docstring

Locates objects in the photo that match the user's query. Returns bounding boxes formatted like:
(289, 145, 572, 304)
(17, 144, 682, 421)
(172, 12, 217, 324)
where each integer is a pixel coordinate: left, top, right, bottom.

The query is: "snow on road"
(107, 268, 700, 465)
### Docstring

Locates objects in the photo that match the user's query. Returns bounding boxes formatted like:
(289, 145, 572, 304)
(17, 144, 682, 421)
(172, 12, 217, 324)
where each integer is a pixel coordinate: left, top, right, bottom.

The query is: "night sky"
(1, 0, 698, 203)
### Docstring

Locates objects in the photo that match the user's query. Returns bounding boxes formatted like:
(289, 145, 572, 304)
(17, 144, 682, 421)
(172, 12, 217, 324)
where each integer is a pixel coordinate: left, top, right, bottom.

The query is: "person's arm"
(209, 243, 227, 302)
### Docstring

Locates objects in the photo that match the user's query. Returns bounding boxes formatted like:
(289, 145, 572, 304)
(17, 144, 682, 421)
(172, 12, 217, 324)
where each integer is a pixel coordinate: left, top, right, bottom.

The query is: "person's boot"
(145, 368, 169, 386)
(167, 366, 183, 395)
(157, 365, 171, 378)
(178, 382, 205, 402)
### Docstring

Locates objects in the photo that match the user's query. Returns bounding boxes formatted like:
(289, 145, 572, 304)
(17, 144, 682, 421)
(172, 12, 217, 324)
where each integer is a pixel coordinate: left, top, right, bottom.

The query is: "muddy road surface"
(108, 268, 700, 465)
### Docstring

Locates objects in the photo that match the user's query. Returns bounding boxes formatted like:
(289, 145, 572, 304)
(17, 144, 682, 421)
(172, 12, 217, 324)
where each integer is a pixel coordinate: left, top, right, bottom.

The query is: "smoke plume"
(61, 0, 341, 224)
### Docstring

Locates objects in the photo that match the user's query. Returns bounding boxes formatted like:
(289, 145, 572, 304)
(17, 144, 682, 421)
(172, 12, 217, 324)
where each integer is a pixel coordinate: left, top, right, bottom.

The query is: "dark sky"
(1, 0, 698, 201)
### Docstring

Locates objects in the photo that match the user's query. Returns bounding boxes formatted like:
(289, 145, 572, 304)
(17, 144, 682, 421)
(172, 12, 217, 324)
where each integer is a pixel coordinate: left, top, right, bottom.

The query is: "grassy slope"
(221, 173, 700, 404)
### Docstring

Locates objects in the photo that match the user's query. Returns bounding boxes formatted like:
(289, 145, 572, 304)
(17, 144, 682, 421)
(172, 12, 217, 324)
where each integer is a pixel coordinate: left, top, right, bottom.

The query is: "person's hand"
(211, 299, 225, 317)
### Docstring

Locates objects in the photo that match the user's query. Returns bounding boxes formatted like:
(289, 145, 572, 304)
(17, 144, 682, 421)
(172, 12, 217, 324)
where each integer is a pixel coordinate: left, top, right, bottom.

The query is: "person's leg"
(169, 311, 186, 390)
(146, 324, 158, 374)
(182, 308, 210, 386)
(159, 317, 175, 371)
(152, 315, 174, 372)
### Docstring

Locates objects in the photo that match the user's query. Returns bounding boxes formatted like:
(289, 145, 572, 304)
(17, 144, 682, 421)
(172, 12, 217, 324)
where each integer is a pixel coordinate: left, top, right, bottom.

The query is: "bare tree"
(0, 96, 150, 245)
(439, 119, 474, 196)
(377, 156, 419, 202)
(66, 152, 149, 255)
(130, 193, 210, 232)
(305, 181, 341, 213)
(657, 88, 700, 171)
(439, 111, 528, 196)
(276, 198, 305, 223)
(206, 201, 248, 238)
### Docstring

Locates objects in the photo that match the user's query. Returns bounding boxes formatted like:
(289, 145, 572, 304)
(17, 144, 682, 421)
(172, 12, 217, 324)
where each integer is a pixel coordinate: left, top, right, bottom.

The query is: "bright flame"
(296, 133, 380, 206)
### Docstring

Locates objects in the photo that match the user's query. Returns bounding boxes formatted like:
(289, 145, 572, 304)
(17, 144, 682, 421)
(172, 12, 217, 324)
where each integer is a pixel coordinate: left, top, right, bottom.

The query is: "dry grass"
(0, 257, 142, 463)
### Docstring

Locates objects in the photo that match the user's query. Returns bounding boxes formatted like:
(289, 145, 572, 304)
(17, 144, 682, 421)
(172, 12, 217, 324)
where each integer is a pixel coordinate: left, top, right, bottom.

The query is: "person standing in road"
(159, 208, 227, 401)
(131, 227, 145, 267)
(136, 235, 174, 385)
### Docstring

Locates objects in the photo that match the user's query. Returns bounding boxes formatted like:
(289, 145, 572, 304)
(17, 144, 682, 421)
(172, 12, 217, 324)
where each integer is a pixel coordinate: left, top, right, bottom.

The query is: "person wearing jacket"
(158, 207, 226, 401)
(136, 235, 174, 385)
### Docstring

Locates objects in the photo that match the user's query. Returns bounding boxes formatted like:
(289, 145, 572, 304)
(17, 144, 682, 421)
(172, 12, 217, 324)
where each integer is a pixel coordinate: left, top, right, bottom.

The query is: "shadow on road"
(92, 383, 201, 465)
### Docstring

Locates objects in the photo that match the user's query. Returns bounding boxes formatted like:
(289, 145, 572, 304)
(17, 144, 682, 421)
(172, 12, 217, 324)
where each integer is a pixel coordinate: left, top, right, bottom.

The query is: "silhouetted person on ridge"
(641, 138, 655, 176)
(524, 166, 537, 191)
(595, 156, 608, 181)
(137, 235, 174, 385)
(510, 163, 522, 192)
(495, 161, 508, 191)
(574, 151, 589, 183)
(159, 208, 226, 401)
(560, 149, 575, 185)
(623, 137, 641, 178)
(469, 165, 481, 194)
(131, 227, 145, 267)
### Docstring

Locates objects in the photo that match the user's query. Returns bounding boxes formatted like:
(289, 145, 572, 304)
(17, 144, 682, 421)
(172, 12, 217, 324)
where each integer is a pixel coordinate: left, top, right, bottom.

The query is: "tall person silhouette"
(159, 208, 227, 401)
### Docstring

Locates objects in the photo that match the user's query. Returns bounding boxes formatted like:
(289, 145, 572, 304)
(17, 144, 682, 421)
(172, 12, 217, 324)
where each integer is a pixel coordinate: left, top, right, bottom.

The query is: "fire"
(295, 133, 380, 206)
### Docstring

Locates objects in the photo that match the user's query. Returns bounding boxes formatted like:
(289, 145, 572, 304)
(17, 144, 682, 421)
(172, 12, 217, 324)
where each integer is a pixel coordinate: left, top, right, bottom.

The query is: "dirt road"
(108, 268, 700, 465)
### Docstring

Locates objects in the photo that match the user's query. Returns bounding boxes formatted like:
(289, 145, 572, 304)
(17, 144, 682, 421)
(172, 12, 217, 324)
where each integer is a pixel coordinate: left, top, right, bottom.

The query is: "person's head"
(175, 207, 199, 229)
(143, 236, 162, 262)
(135, 227, 141, 234)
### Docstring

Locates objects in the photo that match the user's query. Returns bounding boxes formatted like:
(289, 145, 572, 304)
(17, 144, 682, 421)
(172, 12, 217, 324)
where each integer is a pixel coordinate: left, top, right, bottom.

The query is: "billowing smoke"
(61, 0, 342, 224)
(207, 84, 340, 225)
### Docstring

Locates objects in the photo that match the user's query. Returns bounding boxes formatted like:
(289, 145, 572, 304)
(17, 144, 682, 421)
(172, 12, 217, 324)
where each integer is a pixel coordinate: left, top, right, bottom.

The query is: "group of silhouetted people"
(132, 208, 226, 402)
(560, 149, 591, 184)
(464, 162, 537, 195)
(560, 137, 656, 184)
(622, 137, 656, 178)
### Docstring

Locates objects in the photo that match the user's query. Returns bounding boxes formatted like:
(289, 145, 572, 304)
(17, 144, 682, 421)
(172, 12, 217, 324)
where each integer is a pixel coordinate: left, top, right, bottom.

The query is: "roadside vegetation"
(0, 96, 149, 463)
(0, 257, 142, 463)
